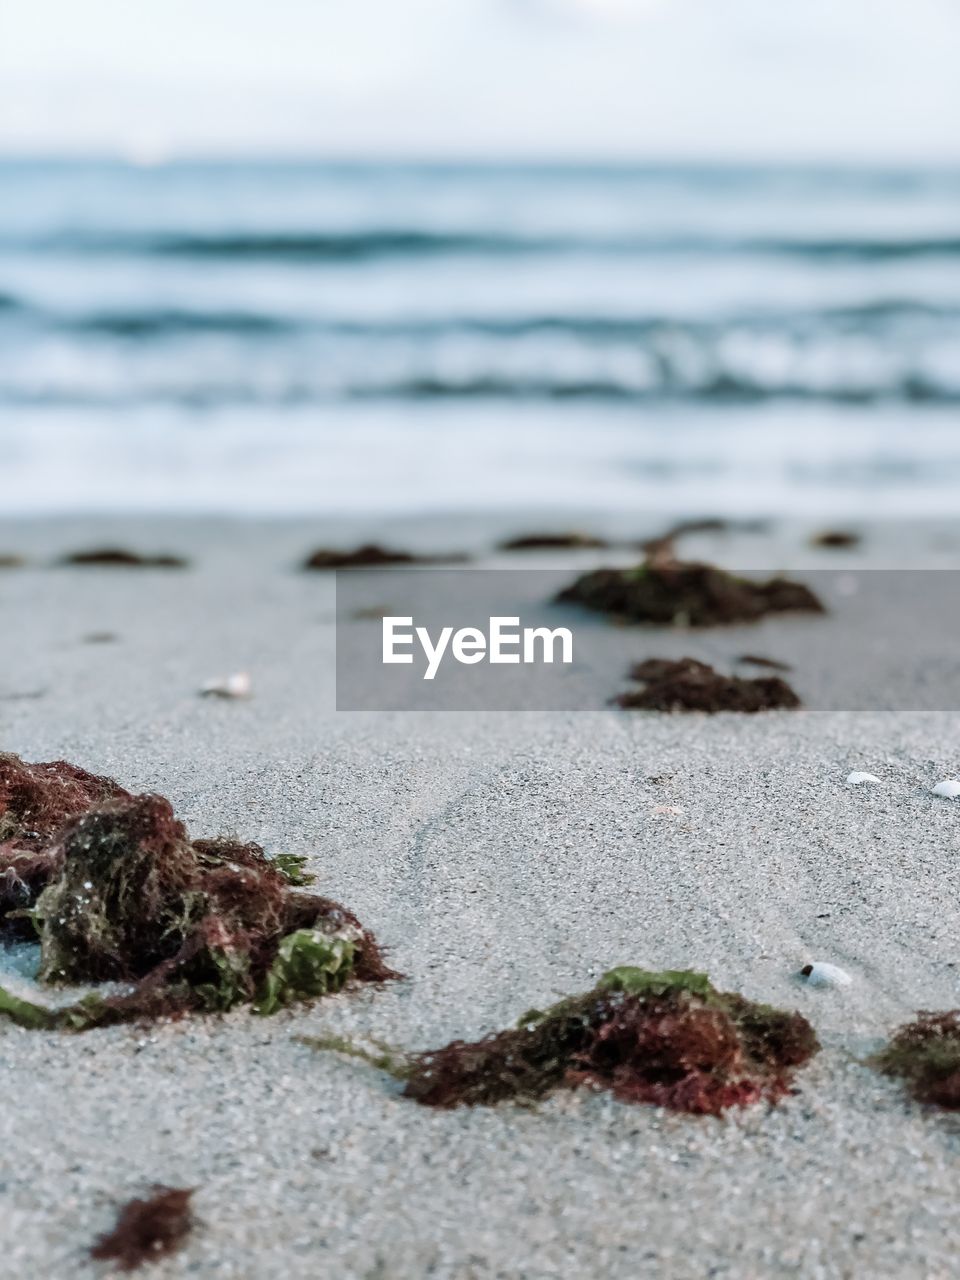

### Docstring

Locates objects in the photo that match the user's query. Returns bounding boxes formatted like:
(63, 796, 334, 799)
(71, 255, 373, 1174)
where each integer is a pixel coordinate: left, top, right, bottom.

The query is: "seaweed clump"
(0, 754, 396, 1029)
(811, 529, 860, 549)
(0, 754, 131, 934)
(615, 657, 800, 713)
(498, 531, 610, 551)
(91, 1186, 194, 1271)
(556, 560, 824, 627)
(872, 1011, 960, 1109)
(58, 548, 188, 568)
(310, 967, 818, 1115)
(302, 544, 466, 570)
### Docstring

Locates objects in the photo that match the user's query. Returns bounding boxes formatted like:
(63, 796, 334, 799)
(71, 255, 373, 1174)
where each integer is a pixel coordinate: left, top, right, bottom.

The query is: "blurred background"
(1, 0, 959, 520)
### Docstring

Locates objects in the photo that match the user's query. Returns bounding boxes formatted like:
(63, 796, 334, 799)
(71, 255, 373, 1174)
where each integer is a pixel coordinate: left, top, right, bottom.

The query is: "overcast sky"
(1, 0, 959, 161)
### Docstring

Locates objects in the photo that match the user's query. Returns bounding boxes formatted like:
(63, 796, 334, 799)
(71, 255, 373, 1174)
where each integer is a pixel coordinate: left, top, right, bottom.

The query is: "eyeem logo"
(383, 616, 574, 680)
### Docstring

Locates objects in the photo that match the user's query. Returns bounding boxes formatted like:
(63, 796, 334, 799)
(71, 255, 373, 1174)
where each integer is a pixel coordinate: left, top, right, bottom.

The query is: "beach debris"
(615, 657, 800, 713)
(639, 518, 730, 559)
(199, 672, 251, 699)
(846, 771, 882, 786)
(557, 558, 825, 627)
(58, 548, 188, 568)
(83, 631, 119, 644)
(91, 1186, 194, 1271)
(811, 530, 860, 549)
(0, 753, 396, 1029)
(932, 779, 960, 799)
(799, 962, 852, 989)
(302, 544, 467, 570)
(0, 553, 25, 568)
(872, 1010, 960, 1109)
(498, 531, 610, 551)
(737, 654, 793, 671)
(305, 966, 819, 1114)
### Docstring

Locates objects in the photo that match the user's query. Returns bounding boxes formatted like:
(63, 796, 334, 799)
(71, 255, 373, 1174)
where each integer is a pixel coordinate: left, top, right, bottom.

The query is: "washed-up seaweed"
(556, 559, 824, 627)
(58, 548, 188, 568)
(302, 544, 467, 570)
(498, 531, 610, 551)
(615, 657, 800, 713)
(0, 754, 396, 1030)
(306, 967, 818, 1115)
(90, 1186, 194, 1271)
(872, 1010, 960, 1109)
(811, 530, 860, 549)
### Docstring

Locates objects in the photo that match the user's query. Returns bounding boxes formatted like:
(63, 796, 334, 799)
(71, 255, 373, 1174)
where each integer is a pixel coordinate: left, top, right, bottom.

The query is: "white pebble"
(199, 672, 251, 699)
(846, 771, 881, 786)
(800, 961, 852, 988)
(932, 779, 960, 799)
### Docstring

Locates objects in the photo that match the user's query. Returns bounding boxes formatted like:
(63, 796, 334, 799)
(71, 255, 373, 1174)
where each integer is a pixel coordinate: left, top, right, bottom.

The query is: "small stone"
(799, 962, 852, 989)
(846, 771, 881, 786)
(932, 779, 960, 799)
(199, 672, 251, 699)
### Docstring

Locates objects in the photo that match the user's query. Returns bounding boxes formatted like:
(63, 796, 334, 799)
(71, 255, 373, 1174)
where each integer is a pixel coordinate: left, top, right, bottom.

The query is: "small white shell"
(199, 671, 251, 699)
(932, 779, 960, 799)
(800, 961, 852, 989)
(846, 771, 881, 786)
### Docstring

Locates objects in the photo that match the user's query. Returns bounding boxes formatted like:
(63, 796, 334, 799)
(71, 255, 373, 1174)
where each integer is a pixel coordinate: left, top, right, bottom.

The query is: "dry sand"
(1, 515, 959, 1279)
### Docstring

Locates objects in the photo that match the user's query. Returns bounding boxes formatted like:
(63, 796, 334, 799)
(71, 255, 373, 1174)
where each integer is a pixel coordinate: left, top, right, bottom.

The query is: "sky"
(1, 0, 959, 161)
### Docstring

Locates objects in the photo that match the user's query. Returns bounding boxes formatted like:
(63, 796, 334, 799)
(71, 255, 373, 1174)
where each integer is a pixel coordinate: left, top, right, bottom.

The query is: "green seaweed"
(298, 1032, 412, 1080)
(600, 966, 715, 999)
(254, 930, 355, 1015)
(0, 983, 59, 1030)
(271, 854, 317, 887)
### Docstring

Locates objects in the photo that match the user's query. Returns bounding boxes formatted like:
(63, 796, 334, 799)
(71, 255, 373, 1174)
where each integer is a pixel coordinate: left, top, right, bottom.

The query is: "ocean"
(1, 158, 959, 516)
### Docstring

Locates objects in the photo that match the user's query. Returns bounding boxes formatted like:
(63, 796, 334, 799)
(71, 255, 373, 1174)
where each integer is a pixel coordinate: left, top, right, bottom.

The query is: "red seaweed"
(0, 754, 397, 1028)
(872, 1010, 960, 1109)
(90, 1186, 194, 1271)
(309, 968, 819, 1115)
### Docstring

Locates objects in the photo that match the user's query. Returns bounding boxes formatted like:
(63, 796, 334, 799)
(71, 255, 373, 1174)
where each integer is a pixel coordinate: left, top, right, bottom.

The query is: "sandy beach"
(2, 514, 959, 1278)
